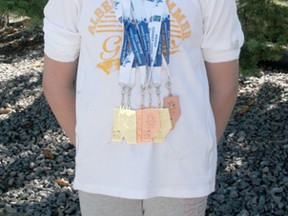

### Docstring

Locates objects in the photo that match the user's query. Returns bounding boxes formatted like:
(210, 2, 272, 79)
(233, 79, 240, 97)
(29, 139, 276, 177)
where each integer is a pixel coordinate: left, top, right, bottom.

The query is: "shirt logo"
(88, 0, 191, 75)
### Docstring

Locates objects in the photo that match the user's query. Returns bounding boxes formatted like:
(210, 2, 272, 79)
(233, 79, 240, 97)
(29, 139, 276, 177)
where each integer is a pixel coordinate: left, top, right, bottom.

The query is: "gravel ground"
(0, 48, 287, 216)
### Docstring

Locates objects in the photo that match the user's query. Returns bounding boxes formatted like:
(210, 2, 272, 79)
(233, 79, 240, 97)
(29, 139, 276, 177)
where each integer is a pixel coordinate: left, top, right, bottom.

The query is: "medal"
(112, 108, 124, 142)
(118, 108, 137, 144)
(153, 108, 172, 143)
(164, 95, 181, 129)
(136, 109, 143, 143)
(111, 0, 177, 144)
(141, 108, 161, 142)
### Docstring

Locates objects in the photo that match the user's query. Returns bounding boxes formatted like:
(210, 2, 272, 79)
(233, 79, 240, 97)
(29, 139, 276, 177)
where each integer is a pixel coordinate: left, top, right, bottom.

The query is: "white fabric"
(200, 0, 244, 62)
(43, 0, 244, 199)
(43, 0, 82, 62)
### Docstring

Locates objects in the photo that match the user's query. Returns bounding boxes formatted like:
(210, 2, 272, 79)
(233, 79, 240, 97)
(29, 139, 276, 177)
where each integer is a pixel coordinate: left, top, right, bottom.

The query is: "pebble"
(213, 194, 225, 202)
(271, 187, 283, 194)
(5, 204, 17, 213)
(0, 201, 6, 208)
(262, 166, 269, 173)
(65, 203, 79, 214)
(237, 209, 249, 216)
(57, 155, 64, 163)
(1, 47, 288, 215)
(230, 191, 239, 198)
(272, 196, 282, 205)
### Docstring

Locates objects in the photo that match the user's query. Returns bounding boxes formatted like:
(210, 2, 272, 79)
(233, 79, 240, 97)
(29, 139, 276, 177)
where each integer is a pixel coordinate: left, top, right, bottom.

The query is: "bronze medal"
(164, 95, 181, 129)
(141, 108, 161, 142)
(136, 109, 143, 143)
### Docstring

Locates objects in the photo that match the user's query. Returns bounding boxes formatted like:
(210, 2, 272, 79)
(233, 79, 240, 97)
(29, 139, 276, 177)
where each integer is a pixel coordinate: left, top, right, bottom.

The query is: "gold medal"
(118, 108, 137, 144)
(153, 108, 172, 143)
(112, 108, 124, 142)
(164, 95, 181, 129)
(141, 108, 161, 142)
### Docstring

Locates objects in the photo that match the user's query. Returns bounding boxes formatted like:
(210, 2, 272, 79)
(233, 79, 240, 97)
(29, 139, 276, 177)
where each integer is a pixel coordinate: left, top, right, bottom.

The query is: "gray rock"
(278, 202, 285, 209)
(271, 187, 283, 194)
(237, 209, 249, 216)
(57, 155, 64, 163)
(65, 203, 79, 214)
(230, 191, 239, 198)
(213, 194, 225, 202)
(0, 201, 6, 208)
(272, 196, 282, 205)
(4, 204, 17, 213)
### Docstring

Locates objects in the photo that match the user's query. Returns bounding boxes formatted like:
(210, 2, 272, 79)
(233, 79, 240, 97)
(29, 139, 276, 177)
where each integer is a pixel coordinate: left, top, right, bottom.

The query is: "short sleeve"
(200, 0, 244, 63)
(43, 0, 82, 62)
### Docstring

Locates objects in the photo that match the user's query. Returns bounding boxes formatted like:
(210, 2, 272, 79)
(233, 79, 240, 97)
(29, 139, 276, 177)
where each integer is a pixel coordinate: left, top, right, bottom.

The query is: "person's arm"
(42, 55, 78, 146)
(205, 60, 239, 143)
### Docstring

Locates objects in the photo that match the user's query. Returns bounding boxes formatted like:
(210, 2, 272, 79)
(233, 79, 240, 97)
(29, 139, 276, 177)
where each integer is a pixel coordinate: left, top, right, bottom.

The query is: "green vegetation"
(238, 0, 288, 75)
(0, 0, 48, 28)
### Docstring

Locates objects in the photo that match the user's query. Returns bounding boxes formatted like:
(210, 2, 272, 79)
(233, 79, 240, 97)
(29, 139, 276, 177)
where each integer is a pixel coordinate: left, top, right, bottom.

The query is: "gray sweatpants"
(79, 191, 207, 216)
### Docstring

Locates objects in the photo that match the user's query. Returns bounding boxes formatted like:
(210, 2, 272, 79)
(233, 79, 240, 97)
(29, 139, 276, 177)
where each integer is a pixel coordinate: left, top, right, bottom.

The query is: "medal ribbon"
(112, 0, 179, 144)
(115, 0, 166, 107)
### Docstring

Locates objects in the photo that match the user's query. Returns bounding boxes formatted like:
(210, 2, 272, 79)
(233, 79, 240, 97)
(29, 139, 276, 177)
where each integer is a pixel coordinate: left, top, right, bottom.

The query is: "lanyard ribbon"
(114, 0, 170, 107)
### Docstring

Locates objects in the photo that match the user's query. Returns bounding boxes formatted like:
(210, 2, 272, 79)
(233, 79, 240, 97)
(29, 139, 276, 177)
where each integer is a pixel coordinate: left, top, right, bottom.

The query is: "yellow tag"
(112, 108, 123, 142)
(153, 108, 172, 143)
(118, 108, 137, 144)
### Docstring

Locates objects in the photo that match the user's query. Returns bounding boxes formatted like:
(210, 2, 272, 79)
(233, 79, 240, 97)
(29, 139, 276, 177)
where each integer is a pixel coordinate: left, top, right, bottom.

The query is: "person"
(42, 0, 244, 215)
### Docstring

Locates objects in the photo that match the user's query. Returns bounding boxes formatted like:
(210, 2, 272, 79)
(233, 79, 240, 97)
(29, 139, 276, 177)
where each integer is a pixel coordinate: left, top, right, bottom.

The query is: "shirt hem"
(73, 182, 215, 199)
(202, 48, 240, 63)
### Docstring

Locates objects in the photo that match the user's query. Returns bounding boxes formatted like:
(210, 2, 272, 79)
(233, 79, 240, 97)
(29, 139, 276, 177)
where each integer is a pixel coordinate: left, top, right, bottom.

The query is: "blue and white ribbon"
(114, 0, 171, 107)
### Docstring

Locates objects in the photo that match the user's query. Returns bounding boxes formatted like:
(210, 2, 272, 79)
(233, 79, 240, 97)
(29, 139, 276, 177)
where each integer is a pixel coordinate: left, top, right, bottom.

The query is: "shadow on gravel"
(0, 66, 80, 215)
(207, 78, 288, 215)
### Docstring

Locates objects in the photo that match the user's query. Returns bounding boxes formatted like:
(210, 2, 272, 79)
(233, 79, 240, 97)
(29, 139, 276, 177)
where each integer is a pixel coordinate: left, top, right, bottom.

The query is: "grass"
(0, 0, 48, 29)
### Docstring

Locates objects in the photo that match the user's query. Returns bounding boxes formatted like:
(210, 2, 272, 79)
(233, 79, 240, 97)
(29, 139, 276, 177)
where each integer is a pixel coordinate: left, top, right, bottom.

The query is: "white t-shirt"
(43, 0, 244, 199)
